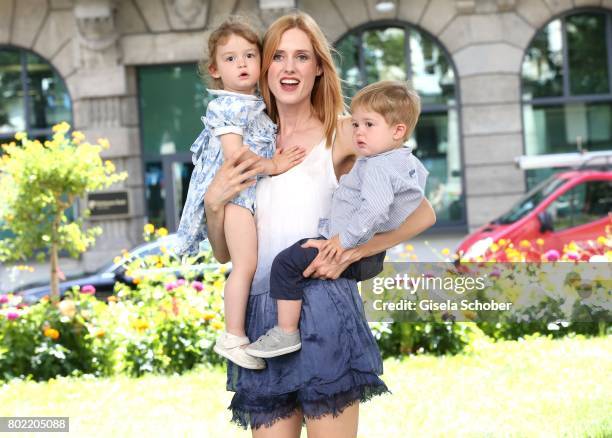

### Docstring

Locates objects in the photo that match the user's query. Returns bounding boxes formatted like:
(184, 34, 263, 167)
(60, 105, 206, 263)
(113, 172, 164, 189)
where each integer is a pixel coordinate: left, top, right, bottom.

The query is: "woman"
(204, 12, 436, 438)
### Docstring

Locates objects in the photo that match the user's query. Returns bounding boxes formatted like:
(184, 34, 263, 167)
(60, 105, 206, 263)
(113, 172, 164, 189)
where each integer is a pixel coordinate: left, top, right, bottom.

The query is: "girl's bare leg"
(224, 203, 257, 337)
(304, 402, 359, 438)
(252, 410, 303, 438)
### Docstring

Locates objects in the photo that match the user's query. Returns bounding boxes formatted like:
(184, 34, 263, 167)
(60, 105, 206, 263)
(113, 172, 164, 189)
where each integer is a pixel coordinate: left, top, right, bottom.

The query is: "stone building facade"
(1, 0, 611, 272)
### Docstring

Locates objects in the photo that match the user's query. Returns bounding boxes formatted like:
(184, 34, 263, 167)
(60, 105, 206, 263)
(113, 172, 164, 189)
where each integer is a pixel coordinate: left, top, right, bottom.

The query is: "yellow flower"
(519, 240, 531, 248)
(404, 244, 414, 252)
(156, 227, 168, 237)
(144, 223, 155, 234)
(203, 311, 216, 321)
(536, 238, 545, 246)
(211, 320, 224, 330)
(132, 319, 149, 331)
(14, 132, 26, 141)
(95, 328, 105, 338)
(441, 248, 450, 256)
(98, 137, 110, 149)
(52, 121, 70, 134)
(107, 296, 117, 303)
(490, 243, 499, 253)
(567, 241, 578, 252)
(71, 131, 85, 143)
(44, 328, 60, 340)
(498, 239, 507, 246)
(596, 236, 608, 246)
(133, 277, 141, 285)
(160, 246, 167, 254)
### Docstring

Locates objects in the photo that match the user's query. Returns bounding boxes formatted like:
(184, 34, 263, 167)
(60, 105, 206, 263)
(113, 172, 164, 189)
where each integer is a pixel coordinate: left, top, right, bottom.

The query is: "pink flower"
(191, 281, 204, 292)
(165, 282, 178, 291)
(80, 285, 96, 295)
(7, 311, 19, 320)
(544, 249, 560, 262)
(566, 252, 579, 261)
(0, 294, 8, 304)
(176, 279, 186, 286)
(490, 268, 501, 278)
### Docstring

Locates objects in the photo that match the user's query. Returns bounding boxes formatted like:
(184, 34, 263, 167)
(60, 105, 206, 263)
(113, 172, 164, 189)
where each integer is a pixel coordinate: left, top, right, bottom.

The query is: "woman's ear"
(208, 64, 220, 79)
(393, 123, 407, 140)
(316, 63, 323, 77)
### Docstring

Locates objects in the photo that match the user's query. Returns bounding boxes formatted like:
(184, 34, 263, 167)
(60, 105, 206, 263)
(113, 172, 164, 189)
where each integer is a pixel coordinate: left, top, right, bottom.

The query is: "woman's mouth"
(280, 78, 300, 92)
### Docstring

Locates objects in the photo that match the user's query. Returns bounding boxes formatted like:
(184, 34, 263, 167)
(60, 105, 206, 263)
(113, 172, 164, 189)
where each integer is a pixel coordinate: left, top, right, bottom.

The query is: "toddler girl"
(176, 17, 304, 370)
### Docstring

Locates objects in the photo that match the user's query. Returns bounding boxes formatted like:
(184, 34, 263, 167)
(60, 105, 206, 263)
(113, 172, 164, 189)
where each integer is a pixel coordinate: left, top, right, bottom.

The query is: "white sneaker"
(213, 332, 266, 370)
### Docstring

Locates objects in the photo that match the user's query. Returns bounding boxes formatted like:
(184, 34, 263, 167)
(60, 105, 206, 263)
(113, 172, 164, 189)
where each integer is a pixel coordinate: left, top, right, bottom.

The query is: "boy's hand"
(269, 145, 306, 175)
(320, 235, 345, 262)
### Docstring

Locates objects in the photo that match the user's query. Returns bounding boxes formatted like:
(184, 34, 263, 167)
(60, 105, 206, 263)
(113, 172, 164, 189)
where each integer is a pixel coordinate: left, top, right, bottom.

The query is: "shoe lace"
(259, 328, 280, 345)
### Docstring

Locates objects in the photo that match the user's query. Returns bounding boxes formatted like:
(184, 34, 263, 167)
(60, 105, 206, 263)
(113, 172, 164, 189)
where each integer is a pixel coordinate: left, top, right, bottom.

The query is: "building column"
(72, 0, 145, 271)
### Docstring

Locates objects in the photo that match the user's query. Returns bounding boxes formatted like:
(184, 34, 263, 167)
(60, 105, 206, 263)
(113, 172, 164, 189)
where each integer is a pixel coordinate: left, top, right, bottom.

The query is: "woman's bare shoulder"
(333, 115, 354, 158)
(332, 115, 356, 177)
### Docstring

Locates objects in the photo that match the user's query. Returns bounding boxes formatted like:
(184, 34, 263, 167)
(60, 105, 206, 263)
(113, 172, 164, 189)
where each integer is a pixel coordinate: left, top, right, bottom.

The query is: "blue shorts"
(269, 237, 386, 300)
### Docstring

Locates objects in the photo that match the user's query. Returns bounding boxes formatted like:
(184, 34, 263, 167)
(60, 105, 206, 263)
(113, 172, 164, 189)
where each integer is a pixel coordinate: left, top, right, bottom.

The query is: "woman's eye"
(273, 53, 283, 61)
(297, 54, 309, 61)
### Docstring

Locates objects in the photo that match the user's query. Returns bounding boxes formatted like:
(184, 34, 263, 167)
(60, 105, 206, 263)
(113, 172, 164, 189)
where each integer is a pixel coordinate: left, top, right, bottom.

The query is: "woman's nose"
(283, 57, 295, 73)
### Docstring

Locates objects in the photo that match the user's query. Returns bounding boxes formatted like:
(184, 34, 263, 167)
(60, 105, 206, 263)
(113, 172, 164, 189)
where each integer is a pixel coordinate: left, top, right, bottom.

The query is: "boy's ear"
(208, 64, 221, 79)
(393, 123, 407, 140)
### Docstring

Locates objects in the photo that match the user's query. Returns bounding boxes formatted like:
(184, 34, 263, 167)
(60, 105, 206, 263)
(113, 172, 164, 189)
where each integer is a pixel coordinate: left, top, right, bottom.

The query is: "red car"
(457, 164, 612, 260)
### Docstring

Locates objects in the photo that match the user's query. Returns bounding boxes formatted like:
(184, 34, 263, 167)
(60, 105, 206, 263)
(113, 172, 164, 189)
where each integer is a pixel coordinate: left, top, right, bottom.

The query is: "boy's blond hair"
(350, 80, 421, 142)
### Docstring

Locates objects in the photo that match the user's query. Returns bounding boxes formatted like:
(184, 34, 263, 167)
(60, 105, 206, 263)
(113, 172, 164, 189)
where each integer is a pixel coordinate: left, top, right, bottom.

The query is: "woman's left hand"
(301, 239, 359, 279)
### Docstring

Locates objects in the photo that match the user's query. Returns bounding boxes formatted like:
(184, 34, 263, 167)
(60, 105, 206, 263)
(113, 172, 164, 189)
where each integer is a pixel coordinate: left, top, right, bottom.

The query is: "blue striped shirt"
(319, 146, 428, 248)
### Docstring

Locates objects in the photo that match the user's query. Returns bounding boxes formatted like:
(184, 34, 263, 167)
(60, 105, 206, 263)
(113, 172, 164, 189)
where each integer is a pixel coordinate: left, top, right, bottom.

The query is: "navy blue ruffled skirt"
(226, 277, 389, 430)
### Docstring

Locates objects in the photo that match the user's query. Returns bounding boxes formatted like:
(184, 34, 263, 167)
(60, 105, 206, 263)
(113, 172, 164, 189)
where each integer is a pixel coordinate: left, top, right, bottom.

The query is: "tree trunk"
(50, 242, 59, 303)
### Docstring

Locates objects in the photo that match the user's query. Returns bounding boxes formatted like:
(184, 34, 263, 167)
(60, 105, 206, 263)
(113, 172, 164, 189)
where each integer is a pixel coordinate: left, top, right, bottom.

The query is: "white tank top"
(251, 136, 339, 294)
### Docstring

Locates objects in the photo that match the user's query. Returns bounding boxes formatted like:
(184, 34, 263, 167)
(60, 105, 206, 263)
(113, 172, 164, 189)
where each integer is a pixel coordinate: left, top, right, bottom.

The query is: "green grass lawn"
(1, 335, 610, 437)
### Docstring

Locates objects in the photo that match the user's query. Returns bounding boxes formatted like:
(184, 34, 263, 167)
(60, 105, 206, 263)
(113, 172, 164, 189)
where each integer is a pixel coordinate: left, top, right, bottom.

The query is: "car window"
(495, 175, 568, 224)
(546, 180, 612, 230)
(574, 180, 612, 226)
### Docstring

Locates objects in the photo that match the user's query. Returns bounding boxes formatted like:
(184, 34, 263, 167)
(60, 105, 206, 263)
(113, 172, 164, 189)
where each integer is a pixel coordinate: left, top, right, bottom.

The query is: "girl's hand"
(204, 147, 264, 212)
(270, 145, 306, 175)
(301, 239, 360, 280)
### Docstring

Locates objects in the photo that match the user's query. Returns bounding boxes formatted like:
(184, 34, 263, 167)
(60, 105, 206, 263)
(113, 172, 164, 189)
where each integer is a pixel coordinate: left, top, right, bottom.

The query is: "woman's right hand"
(204, 147, 265, 212)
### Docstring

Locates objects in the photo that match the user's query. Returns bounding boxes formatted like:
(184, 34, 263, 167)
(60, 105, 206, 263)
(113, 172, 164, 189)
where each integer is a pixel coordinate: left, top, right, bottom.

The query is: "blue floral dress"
(176, 89, 276, 256)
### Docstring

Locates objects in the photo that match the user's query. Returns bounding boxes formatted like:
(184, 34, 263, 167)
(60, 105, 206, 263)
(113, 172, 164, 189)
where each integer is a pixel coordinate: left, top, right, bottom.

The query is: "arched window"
(335, 22, 463, 225)
(522, 9, 612, 187)
(0, 46, 72, 142)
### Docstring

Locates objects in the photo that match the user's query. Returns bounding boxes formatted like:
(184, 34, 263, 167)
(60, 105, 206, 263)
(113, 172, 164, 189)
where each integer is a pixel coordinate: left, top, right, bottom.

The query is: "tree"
(0, 122, 128, 302)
